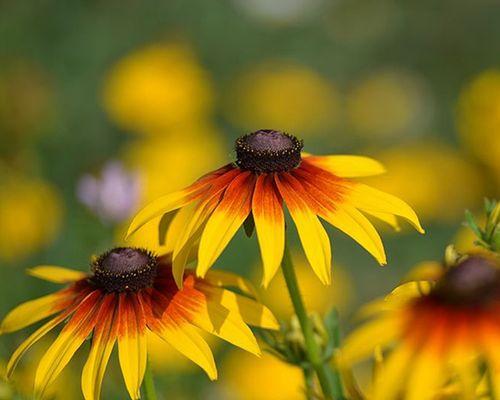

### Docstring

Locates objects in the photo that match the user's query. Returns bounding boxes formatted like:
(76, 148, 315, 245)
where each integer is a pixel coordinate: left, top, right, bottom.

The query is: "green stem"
(142, 360, 158, 400)
(281, 241, 338, 400)
(303, 367, 316, 400)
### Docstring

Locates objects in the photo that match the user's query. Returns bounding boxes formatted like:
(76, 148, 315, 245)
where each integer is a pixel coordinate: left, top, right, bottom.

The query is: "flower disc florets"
(235, 129, 303, 173)
(91, 247, 157, 292)
(432, 255, 500, 306)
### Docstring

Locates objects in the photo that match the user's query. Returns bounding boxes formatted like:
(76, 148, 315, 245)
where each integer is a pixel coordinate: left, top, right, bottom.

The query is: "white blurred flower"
(77, 161, 141, 223)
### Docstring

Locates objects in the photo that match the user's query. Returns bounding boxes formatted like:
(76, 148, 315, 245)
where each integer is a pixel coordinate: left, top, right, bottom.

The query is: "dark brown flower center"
(432, 256, 500, 306)
(91, 247, 157, 292)
(235, 129, 303, 173)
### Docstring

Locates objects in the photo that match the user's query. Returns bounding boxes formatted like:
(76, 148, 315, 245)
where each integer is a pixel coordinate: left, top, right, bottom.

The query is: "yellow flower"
(128, 129, 423, 288)
(457, 69, 500, 182)
(365, 142, 484, 224)
(259, 250, 354, 317)
(103, 43, 214, 135)
(226, 62, 340, 135)
(346, 70, 431, 138)
(0, 248, 278, 400)
(0, 172, 63, 262)
(341, 253, 500, 400)
(221, 351, 304, 400)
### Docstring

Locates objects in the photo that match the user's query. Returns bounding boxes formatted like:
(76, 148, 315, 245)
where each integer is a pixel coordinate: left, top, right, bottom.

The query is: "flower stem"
(281, 241, 339, 400)
(142, 360, 158, 400)
(303, 367, 316, 400)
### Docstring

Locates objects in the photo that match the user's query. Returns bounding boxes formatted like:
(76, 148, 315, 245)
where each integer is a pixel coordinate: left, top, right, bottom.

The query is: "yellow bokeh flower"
(221, 351, 304, 400)
(0, 171, 63, 263)
(226, 62, 339, 135)
(346, 70, 432, 139)
(365, 142, 484, 224)
(103, 43, 214, 135)
(457, 69, 500, 184)
(259, 250, 354, 317)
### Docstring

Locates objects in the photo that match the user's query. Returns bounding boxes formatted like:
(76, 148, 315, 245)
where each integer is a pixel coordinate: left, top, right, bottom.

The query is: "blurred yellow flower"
(103, 43, 214, 135)
(118, 126, 227, 251)
(0, 172, 63, 263)
(457, 69, 500, 184)
(259, 250, 354, 317)
(346, 70, 432, 139)
(365, 142, 484, 224)
(226, 62, 339, 135)
(221, 351, 304, 400)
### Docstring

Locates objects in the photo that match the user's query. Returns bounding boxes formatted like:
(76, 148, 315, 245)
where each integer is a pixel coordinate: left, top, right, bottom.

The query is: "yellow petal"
(252, 174, 285, 287)
(81, 300, 117, 400)
(196, 173, 253, 277)
(204, 270, 258, 298)
(363, 210, 401, 231)
(322, 204, 386, 265)
(305, 155, 386, 177)
(35, 292, 101, 398)
(1, 291, 67, 334)
(198, 285, 279, 330)
(349, 183, 424, 233)
(126, 186, 204, 239)
(340, 317, 401, 366)
(405, 350, 445, 400)
(176, 298, 260, 356)
(153, 316, 217, 380)
(372, 345, 414, 400)
(27, 266, 87, 283)
(117, 295, 147, 400)
(6, 313, 67, 378)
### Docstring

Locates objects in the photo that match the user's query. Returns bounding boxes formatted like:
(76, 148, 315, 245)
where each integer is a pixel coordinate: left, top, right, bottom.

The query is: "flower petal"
(81, 294, 118, 400)
(150, 315, 217, 380)
(197, 284, 279, 330)
(405, 349, 445, 400)
(117, 293, 147, 400)
(27, 266, 87, 283)
(362, 210, 401, 231)
(348, 183, 424, 233)
(304, 155, 386, 177)
(203, 270, 258, 298)
(35, 291, 102, 398)
(275, 174, 332, 285)
(252, 174, 285, 287)
(1, 291, 70, 334)
(196, 172, 254, 277)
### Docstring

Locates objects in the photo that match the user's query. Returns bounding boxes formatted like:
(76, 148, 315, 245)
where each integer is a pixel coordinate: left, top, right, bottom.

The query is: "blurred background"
(0, 0, 499, 398)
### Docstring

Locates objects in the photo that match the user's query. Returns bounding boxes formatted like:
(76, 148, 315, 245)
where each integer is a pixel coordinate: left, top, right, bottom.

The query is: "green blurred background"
(1, 0, 499, 399)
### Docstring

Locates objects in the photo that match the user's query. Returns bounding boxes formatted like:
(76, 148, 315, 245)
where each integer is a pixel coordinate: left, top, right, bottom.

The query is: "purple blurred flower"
(76, 161, 141, 223)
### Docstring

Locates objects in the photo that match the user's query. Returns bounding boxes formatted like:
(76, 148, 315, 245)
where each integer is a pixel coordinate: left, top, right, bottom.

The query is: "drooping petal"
(348, 183, 424, 233)
(340, 316, 401, 366)
(81, 294, 118, 400)
(117, 293, 147, 400)
(252, 174, 285, 287)
(203, 270, 258, 298)
(1, 291, 71, 334)
(149, 313, 217, 380)
(35, 291, 102, 398)
(197, 172, 255, 277)
(6, 312, 69, 378)
(404, 349, 445, 400)
(127, 166, 239, 238)
(169, 282, 261, 355)
(372, 345, 415, 400)
(303, 155, 386, 178)
(27, 266, 87, 283)
(362, 210, 401, 231)
(275, 173, 332, 284)
(321, 204, 386, 265)
(196, 284, 279, 330)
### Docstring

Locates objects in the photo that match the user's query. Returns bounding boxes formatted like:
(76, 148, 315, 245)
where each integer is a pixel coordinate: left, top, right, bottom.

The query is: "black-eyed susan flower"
(341, 253, 500, 400)
(0, 247, 278, 400)
(127, 129, 423, 287)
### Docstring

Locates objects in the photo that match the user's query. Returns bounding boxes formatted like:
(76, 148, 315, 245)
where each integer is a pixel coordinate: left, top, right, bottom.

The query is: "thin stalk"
(142, 360, 158, 400)
(281, 241, 337, 400)
(303, 367, 316, 400)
